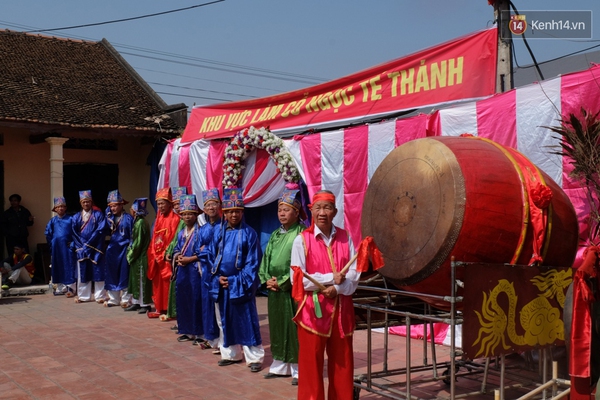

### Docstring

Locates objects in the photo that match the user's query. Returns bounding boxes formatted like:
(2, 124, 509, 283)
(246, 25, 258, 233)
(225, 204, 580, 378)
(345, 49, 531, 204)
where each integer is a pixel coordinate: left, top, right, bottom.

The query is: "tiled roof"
(0, 30, 186, 135)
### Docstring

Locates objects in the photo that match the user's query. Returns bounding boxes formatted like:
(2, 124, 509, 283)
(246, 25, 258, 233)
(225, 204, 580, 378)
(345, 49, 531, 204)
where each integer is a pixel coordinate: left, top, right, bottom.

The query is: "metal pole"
(383, 278, 390, 372)
(423, 302, 428, 365)
(406, 315, 411, 399)
(500, 353, 505, 400)
(450, 257, 457, 399)
(367, 307, 372, 389)
(552, 361, 558, 398)
(542, 348, 548, 400)
(481, 357, 490, 393)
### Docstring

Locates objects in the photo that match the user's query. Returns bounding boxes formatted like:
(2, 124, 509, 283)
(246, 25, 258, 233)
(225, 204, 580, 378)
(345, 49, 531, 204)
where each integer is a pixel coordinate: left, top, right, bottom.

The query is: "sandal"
(177, 334, 194, 342)
(65, 290, 75, 298)
(74, 297, 89, 304)
(194, 339, 212, 350)
(96, 299, 105, 304)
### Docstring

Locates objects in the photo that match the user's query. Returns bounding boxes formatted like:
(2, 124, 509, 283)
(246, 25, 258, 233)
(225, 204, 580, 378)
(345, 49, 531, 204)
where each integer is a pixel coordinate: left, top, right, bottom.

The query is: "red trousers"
(570, 376, 595, 399)
(151, 274, 170, 312)
(297, 316, 354, 400)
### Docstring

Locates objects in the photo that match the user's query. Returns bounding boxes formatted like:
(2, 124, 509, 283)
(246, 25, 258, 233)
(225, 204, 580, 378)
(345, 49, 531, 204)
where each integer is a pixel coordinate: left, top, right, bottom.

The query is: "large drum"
(361, 136, 579, 308)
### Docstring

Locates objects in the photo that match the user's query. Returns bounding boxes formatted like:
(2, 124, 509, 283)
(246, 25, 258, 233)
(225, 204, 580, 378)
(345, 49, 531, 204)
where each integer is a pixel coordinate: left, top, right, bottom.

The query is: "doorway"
(0, 161, 4, 259)
(63, 163, 118, 213)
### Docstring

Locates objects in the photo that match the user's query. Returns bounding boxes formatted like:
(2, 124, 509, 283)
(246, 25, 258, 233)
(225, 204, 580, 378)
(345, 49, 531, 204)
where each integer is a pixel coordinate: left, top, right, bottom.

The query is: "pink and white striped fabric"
(158, 138, 285, 208)
(159, 65, 600, 257)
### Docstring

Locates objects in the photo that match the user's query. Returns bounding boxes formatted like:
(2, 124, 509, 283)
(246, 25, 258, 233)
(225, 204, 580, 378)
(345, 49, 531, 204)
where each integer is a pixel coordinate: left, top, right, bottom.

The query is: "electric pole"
(493, 0, 514, 93)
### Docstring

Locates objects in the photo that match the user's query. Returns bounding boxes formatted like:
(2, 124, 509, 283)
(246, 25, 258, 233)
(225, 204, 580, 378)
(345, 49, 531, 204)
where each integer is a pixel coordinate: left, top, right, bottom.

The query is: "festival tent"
(159, 63, 600, 262)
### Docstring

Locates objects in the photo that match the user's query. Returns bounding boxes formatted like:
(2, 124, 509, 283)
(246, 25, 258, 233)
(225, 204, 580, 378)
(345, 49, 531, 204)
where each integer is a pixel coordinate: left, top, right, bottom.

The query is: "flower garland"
(222, 126, 300, 188)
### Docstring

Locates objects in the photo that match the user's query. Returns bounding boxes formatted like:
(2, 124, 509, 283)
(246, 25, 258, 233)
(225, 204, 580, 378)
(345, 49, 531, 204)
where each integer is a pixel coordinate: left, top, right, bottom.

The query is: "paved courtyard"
(0, 287, 560, 399)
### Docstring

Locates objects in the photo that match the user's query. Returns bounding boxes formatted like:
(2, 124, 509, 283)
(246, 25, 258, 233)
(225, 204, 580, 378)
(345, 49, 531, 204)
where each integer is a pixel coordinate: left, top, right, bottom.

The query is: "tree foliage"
(547, 108, 600, 242)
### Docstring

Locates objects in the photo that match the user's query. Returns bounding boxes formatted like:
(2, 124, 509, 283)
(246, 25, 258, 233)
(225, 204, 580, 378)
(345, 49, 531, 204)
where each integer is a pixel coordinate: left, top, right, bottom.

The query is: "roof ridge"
(0, 29, 96, 44)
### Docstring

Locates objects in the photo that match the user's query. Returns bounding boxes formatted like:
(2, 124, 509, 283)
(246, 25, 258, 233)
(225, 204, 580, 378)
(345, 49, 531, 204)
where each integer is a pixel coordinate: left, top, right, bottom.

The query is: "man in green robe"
(124, 198, 153, 313)
(259, 185, 306, 385)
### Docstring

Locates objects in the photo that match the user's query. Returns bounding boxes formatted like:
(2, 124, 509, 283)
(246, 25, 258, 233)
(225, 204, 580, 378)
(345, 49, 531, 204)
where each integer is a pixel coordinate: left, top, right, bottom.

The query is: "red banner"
(181, 28, 498, 142)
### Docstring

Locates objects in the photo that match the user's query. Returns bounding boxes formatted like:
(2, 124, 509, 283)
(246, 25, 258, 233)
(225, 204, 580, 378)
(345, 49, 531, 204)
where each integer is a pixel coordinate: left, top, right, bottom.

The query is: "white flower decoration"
(222, 126, 300, 188)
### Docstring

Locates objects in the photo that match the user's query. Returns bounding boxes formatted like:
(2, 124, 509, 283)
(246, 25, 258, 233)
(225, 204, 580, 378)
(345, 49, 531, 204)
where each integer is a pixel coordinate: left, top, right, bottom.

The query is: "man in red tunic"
(290, 190, 360, 400)
(1, 243, 34, 289)
(147, 187, 180, 318)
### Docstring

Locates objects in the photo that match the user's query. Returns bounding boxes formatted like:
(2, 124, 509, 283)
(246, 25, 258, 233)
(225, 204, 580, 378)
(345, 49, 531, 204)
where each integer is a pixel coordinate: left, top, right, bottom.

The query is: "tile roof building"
(0, 30, 188, 269)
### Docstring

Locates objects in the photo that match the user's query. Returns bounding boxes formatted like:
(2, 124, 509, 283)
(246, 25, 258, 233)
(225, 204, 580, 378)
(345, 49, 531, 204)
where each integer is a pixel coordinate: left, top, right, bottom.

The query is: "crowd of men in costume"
(37, 184, 360, 399)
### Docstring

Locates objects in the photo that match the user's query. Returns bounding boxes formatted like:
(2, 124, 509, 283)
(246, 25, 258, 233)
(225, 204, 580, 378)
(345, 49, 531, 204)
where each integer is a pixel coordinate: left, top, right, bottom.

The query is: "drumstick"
(339, 252, 359, 275)
(297, 252, 358, 290)
(300, 270, 327, 291)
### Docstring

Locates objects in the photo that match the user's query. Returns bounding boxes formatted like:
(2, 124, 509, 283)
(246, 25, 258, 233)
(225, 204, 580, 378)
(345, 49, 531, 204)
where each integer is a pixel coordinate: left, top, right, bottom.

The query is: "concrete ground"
(0, 286, 562, 399)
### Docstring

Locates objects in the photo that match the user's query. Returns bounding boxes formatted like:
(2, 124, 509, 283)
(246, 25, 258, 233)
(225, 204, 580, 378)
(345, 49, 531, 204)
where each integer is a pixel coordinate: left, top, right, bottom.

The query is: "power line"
(115, 42, 327, 82)
(147, 81, 257, 99)
(25, 1, 225, 33)
(514, 42, 600, 68)
(155, 91, 232, 102)
(509, 1, 544, 80)
(134, 66, 282, 93)
(120, 50, 324, 85)
(6, 10, 600, 108)
(0, 20, 327, 87)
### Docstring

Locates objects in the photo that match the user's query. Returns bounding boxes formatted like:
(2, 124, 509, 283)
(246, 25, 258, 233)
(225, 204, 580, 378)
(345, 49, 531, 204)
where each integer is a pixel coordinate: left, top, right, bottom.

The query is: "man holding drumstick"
(290, 189, 360, 400)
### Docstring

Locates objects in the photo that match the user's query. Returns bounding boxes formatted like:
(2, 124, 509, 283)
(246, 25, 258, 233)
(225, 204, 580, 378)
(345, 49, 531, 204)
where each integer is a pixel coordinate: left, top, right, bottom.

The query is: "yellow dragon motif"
(472, 269, 572, 358)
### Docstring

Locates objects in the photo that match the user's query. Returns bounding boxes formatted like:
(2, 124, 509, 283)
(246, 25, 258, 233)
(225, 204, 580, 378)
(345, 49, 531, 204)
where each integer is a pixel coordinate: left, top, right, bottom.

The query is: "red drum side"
(361, 136, 578, 309)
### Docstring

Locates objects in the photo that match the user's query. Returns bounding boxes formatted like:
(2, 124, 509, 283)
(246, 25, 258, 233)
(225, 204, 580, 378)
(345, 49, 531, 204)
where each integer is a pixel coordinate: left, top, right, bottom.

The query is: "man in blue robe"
(71, 190, 108, 303)
(173, 194, 204, 343)
(104, 190, 134, 307)
(196, 188, 222, 351)
(205, 188, 264, 372)
(45, 197, 76, 296)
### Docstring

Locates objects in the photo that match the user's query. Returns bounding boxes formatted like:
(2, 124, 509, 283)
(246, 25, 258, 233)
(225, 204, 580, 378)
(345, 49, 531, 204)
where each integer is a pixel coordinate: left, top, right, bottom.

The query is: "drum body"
(361, 137, 579, 308)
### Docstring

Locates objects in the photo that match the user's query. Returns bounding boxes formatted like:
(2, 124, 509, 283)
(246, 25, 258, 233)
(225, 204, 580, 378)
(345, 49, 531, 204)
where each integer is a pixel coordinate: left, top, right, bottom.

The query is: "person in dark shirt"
(2, 194, 34, 255)
(1, 243, 34, 289)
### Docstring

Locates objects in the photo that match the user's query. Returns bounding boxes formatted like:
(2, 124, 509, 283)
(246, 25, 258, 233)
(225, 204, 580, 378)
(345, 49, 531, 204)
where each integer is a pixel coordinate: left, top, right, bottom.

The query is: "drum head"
(361, 138, 465, 285)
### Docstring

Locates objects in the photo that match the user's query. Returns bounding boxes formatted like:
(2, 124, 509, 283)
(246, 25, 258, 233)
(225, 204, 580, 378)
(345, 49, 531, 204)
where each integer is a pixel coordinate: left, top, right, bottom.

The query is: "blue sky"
(1, 0, 599, 112)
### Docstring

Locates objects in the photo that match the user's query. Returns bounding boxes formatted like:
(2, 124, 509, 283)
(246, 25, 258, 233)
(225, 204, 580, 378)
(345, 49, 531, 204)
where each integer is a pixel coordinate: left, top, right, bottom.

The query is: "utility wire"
(25, 1, 225, 33)
(514, 43, 600, 68)
(120, 51, 324, 85)
(134, 67, 282, 93)
(147, 81, 257, 99)
(115, 42, 327, 82)
(155, 91, 231, 103)
(5, 8, 600, 103)
(509, 1, 544, 80)
(1, 19, 327, 85)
